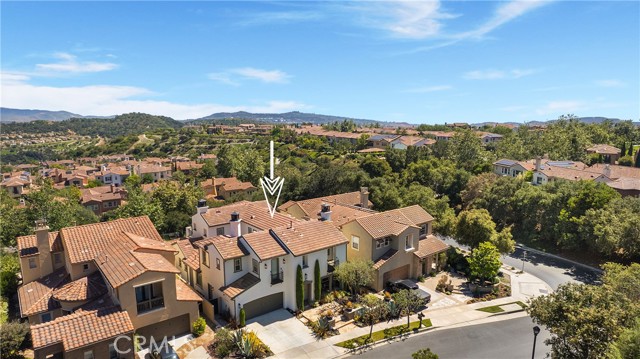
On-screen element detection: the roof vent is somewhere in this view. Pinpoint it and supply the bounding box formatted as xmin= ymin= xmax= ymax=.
xmin=129 ymin=262 xmax=136 ymax=266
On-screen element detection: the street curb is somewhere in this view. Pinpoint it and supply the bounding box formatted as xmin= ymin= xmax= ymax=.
xmin=332 ymin=325 xmax=436 ymax=358
xmin=516 ymin=244 xmax=604 ymax=274
xmin=489 ymin=308 xmax=526 ymax=316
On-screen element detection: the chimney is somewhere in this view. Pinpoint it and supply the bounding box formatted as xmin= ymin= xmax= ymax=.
xmin=360 ymin=187 xmax=369 ymax=209
xmin=229 ymin=212 xmax=241 ymax=237
xmin=110 ymin=184 xmax=114 ymax=193
xmin=196 ymin=199 xmax=208 ymax=215
xmin=320 ymin=203 xmax=332 ymax=222
xmin=136 ymin=165 xmax=141 ymax=175
xmin=603 ymin=164 xmax=611 ymax=178
xmin=35 ymin=220 xmax=53 ymax=278
xmin=535 ymin=157 xmax=541 ymax=172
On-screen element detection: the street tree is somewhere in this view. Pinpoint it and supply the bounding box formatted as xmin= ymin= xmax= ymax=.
xmin=412 ymin=348 xmax=439 ymax=359
xmin=361 ymin=294 xmax=389 ymax=341
xmin=393 ymin=289 xmax=424 ymax=328
xmin=467 ymin=242 xmax=501 ymax=283
xmin=334 ymin=259 xmax=375 ymax=296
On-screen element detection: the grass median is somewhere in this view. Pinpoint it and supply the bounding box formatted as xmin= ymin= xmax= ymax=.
xmin=335 ymin=319 xmax=433 ymax=349
xmin=475 ymin=301 xmax=527 ymax=313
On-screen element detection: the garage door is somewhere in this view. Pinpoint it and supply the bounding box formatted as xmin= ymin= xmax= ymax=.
xmin=243 ymin=292 xmax=283 ymax=319
xmin=382 ymin=265 xmax=410 ymax=285
xmin=137 ymin=313 xmax=190 ymax=342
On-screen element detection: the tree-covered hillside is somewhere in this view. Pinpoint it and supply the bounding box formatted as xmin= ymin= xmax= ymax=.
xmin=1 ymin=112 xmax=183 ymax=137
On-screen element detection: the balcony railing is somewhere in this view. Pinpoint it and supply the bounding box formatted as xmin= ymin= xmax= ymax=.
xmin=136 ymin=297 xmax=164 ymax=314
xmin=271 ymin=270 xmax=284 ymax=285
xmin=327 ymin=259 xmax=339 ymax=273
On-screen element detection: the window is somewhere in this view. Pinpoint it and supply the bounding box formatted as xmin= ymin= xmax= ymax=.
xmin=40 ymin=312 xmax=52 ymax=323
xmin=252 ymin=259 xmax=259 ymax=274
xmin=196 ymin=271 xmax=203 ymax=287
xmin=202 ymin=249 xmax=210 ymax=267
xmin=302 ymin=255 xmax=308 ymax=268
xmin=405 ymin=234 xmax=414 ymax=250
xmin=248 ymin=227 xmax=254 ymax=234
xmin=29 ymin=258 xmax=37 ymax=269
xmin=208 ymin=284 xmax=214 ymax=300
xmin=135 ymin=281 xmax=164 ymax=314
xmin=193 ymin=222 xmax=197 ymax=232
xmin=351 ymin=236 xmax=359 ymax=250
xmin=216 ymin=227 xmax=225 ymax=236
xmin=84 ymin=350 xmax=94 ymax=359
xmin=234 ymin=258 xmax=242 ymax=272
xmin=216 ymin=258 xmax=220 ymax=270
xmin=420 ymin=224 xmax=427 ymax=236
xmin=384 ymin=237 xmax=391 ymax=246
xmin=83 ymin=263 xmax=90 ymax=272
xmin=54 ymin=253 xmax=62 ymax=264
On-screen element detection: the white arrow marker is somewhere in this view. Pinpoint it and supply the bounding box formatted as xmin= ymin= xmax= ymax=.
xmin=260 ymin=141 xmax=285 ymax=218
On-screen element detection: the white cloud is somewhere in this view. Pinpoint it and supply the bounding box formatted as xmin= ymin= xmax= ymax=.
xmin=1 ymin=73 xmax=308 ymax=120
xmin=35 ymin=52 xmax=118 ymax=74
xmin=463 ymin=68 xmax=537 ymax=80
xmin=405 ymin=85 xmax=452 ymax=93
xmin=348 ymin=0 xmax=457 ymax=39
xmin=595 ymin=79 xmax=625 ymax=88
xmin=209 ymin=67 xmax=291 ymax=85
xmin=238 ymin=11 xmax=323 ymax=26
xmin=535 ymin=100 xmax=584 ymax=115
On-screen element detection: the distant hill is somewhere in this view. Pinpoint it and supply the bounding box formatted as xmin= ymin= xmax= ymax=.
xmin=1 ymin=112 xmax=183 ymax=137
xmin=189 ymin=110 xmax=409 ymax=126
xmin=1 ymin=108 xmax=86 ymax=123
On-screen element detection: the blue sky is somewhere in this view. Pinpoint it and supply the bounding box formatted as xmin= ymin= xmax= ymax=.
xmin=2 ymin=1 xmax=638 ymax=123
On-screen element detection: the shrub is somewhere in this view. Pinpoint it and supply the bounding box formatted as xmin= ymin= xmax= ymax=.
xmin=192 ymin=317 xmax=206 ymax=337
xmin=210 ymin=327 xmax=234 ymax=358
xmin=239 ymin=308 xmax=246 ymax=327
xmin=310 ymin=317 xmax=331 ymax=338
xmin=417 ymin=275 xmax=425 ymax=282
xmin=0 ymin=321 xmax=30 ymax=357
xmin=345 ymin=301 xmax=354 ymax=310
xmin=384 ymin=291 xmax=392 ymax=300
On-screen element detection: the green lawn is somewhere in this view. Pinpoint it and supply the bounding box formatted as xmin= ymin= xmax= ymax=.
xmin=335 ymin=319 xmax=433 ymax=349
xmin=476 ymin=301 xmax=527 ymax=313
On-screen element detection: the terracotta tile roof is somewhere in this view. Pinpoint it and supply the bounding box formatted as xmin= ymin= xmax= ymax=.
xmin=277 ymin=191 xmax=373 ymax=217
xmin=272 ymin=221 xmax=348 ymax=256
xmin=31 ymin=306 xmax=134 ymax=351
xmin=18 ymin=268 xmax=69 ymax=316
xmin=137 ymin=163 xmax=171 ymax=173
xmin=603 ymin=177 xmax=640 ymax=191
xmin=241 ymin=230 xmax=288 ymax=261
xmin=414 ymin=235 xmax=449 ymax=258
xmin=587 ymin=144 xmax=621 ymax=155
xmin=220 ymin=273 xmax=260 ymax=299
xmin=357 ymin=147 xmax=386 ymax=153
xmin=201 ymin=201 xmax=295 ymax=229
xmin=373 ymin=249 xmax=398 ymax=270
xmin=176 ymin=161 xmax=203 ymax=171
xmin=52 ymin=271 xmax=108 ymax=302
xmin=17 ymin=231 xmax=62 ymax=257
xmin=173 ymin=238 xmax=201 ymax=270
xmin=196 ymin=236 xmax=249 ymax=260
xmin=176 ymin=278 xmax=203 ymax=302
xmin=124 ymin=232 xmax=176 ymax=253
xmin=62 ymin=216 xmax=162 ymax=264
xmin=289 ymin=201 xmax=376 ymax=227
xmin=351 ymin=205 xmax=432 ymax=239
xmin=537 ymin=166 xmax=602 ymax=181
xmin=588 ymin=163 xmax=640 ymax=179
xmin=80 ymin=186 xmax=125 ymax=204
xmin=0 ymin=177 xmax=30 ymax=187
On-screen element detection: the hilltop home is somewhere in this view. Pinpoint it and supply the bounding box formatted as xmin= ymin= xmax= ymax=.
xmin=17 ymin=217 xmax=201 ymax=359
xmin=181 ymin=201 xmax=346 ymax=320
xmin=340 ymin=205 xmax=447 ymax=291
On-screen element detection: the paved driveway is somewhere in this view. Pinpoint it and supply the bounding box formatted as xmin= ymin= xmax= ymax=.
xmin=245 ymin=309 xmax=341 ymax=359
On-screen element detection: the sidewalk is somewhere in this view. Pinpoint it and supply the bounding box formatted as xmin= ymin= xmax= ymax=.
xmin=255 ymin=266 xmax=551 ymax=359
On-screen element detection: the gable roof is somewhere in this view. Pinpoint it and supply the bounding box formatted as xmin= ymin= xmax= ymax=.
xmin=587 ymin=144 xmax=621 ymax=155
xmin=196 ymin=235 xmax=249 ymax=260
xmin=588 ymin=163 xmax=640 ymax=179
xmin=271 ymin=221 xmax=348 ymax=257
xmin=176 ymin=278 xmax=203 ymax=302
xmin=31 ymin=306 xmax=133 ymax=351
xmin=51 ymin=271 xmax=108 ymax=303
xmin=242 ymin=230 xmax=288 ymax=261
xmin=349 ymin=205 xmax=432 ymax=239
xmin=17 ymin=231 xmax=63 ymax=258
xmin=277 ymin=191 xmax=373 ymax=216
xmin=18 ymin=267 xmax=69 ymax=317
xmin=201 ymin=201 xmax=295 ymax=229
xmin=173 ymin=238 xmax=201 ymax=270
xmin=414 ymin=235 xmax=449 ymax=258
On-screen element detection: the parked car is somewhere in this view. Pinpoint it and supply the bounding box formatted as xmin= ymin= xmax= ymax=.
xmin=387 ymin=279 xmax=431 ymax=303
xmin=150 ymin=343 xmax=179 ymax=359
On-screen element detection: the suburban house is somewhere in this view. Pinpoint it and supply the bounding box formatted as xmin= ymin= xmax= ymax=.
xmin=478 ymin=132 xmax=504 ymax=144
xmin=339 ymin=205 xmax=447 ymax=291
xmin=369 ymin=134 xmax=400 ymax=148
xmin=531 ymin=159 xmax=595 ymax=185
xmin=200 ymin=177 xmax=257 ymax=200
xmin=80 ymin=185 xmax=127 ymax=215
xmin=94 ymin=166 xmax=131 ymax=186
xmin=493 ymin=159 xmax=535 ymax=177
xmin=134 ymin=164 xmax=172 ymax=182
xmin=390 ymin=136 xmax=435 ymax=150
xmin=586 ymin=144 xmax=621 ymax=164
xmin=590 ymin=163 xmax=640 ymax=197
xmin=1 ymin=173 xmax=32 ymax=198
xmin=197 ymin=153 xmax=218 ymax=163
xmin=175 ymin=161 xmax=204 ymax=175
xmin=16 ymin=217 xmax=201 ymax=358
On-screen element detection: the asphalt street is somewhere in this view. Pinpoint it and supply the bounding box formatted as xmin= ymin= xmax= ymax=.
xmin=357 ymin=316 xmax=551 ymax=359
xmin=440 ymin=237 xmax=602 ymax=289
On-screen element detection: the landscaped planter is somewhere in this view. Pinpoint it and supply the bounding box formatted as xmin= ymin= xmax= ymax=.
xmin=468 ymin=282 xmax=494 ymax=294
xmin=344 ymin=307 xmax=364 ymax=320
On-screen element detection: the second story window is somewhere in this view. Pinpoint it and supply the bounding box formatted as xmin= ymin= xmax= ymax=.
xmin=252 ymin=259 xmax=259 ymax=275
xmin=216 ymin=227 xmax=225 ymax=236
xmin=135 ymin=281 xmax=164 ymax=314
xmin=420 ymin=224 xmax=427 ymax=236
xmin=196 ymin=271 xmax=203 ymax=287
xmin=83 ymin=264 xmax=90 ymax=272
xmin=202 ymin=249 xmax=210 ymax=267
xmin=216 ymin=258 xmax=220 ymax=270
xmin=405 ymin=234 xmax=414 ymax=250
xmin=234 ymin=258 xmax=242 ymax=272
xmin=29 ymin=258 xmax=37 ymax=269
xmin=351 ymin=236 xmax=359 ymax=250
xmin=302 ymin=255 xmax=308 ymax=268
